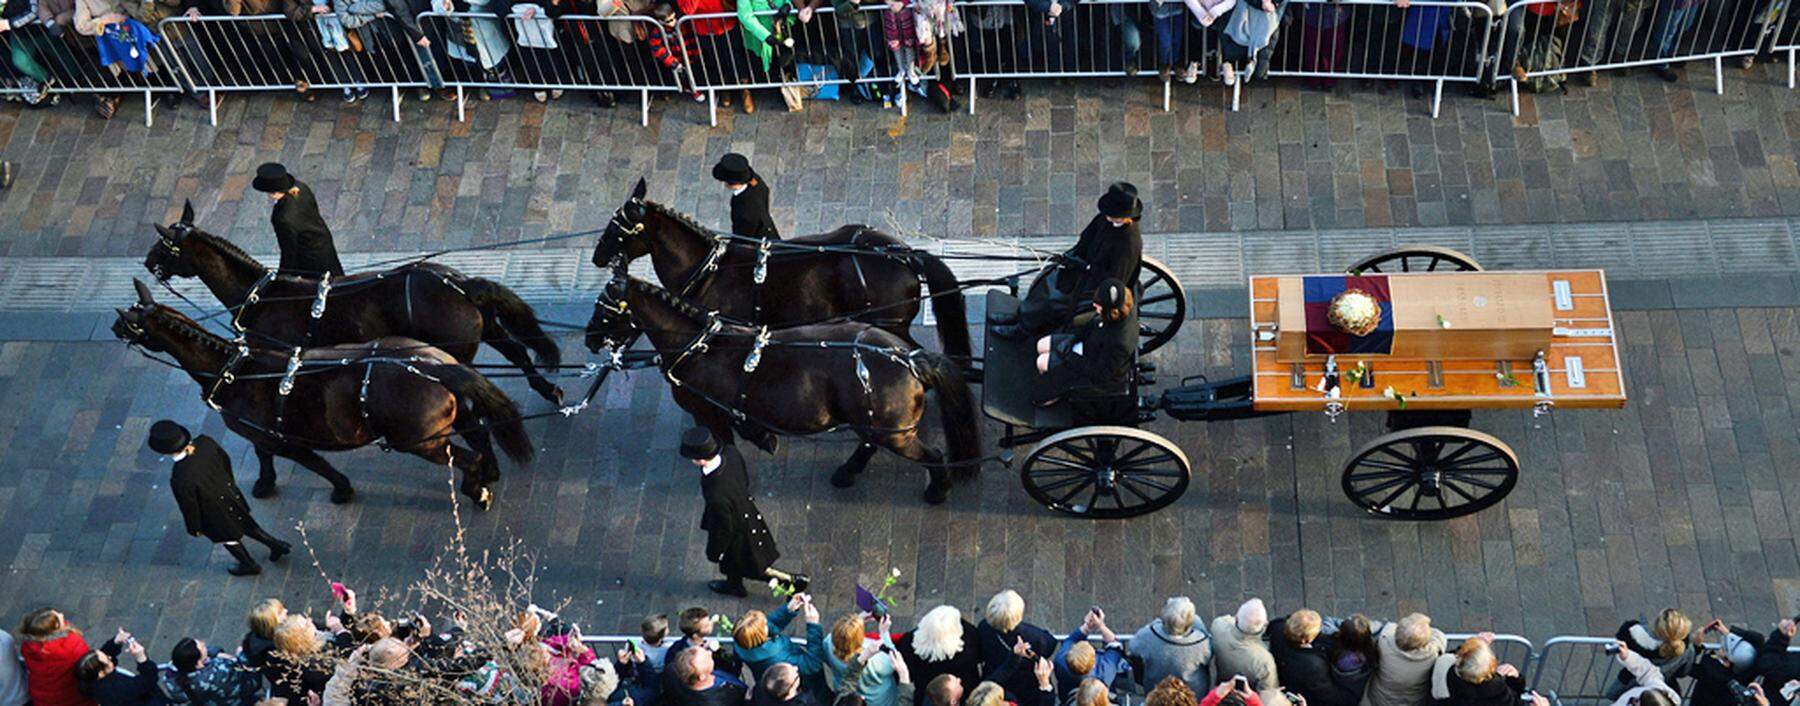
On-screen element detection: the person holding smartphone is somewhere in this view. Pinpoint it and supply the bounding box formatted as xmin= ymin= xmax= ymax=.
xmin=1755 ymin=618 xmax=1800 ymax=706
xmin=1687 ymin=619 xmax=1766 ymax=706
xmin=1200 ymin=676 xmax=1262 ymax=706
xmin=1606 ymin=639 xmax=1681 ymax=706
xmin=74 ymin=629 xmax=160 ymax=706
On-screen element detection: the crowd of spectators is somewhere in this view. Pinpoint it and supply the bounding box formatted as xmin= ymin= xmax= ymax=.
xmin=0 ymin=0 xmax=1784 ymax=120
xmin=5 ymin=592 xmax=1800 ymax=706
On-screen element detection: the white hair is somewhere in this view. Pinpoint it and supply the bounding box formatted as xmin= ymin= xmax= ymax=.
xmin=913 ymin=606 xmax=967 ymax=662
xmin=1161 ymin=597 xmax=1197 ymax=637
xmin=985 ymin=590 xmax=1025 ymax=633
xmin=1396 ymin=613 xmax=1434 ymax=652
xmin=1456 ymin=643 xmax=1496 ymax=684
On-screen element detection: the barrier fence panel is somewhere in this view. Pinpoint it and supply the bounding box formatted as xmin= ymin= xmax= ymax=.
xmin=158 ymin=14 xmax=430 ymax=125
xmin=1445 ymin=632 xmax=1537 ymax=682
xmin=0 ymin=20 xmax=189 ymax=126
xmin=416 ymin=11 xmax=684 ymax=126
xmin=1257 ymin=0 xmax=1495 ymax=116
xmin=678 ymin=5 xmax=912 ymax=126
xmin=1776 ymin=0 xmax=1799 ymax=85
xmin=1502 ymin=0 xmax=1783 ymax=114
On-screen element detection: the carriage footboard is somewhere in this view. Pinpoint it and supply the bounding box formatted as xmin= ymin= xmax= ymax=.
xmin=1158 ymin=375 xmax=1280 ymax=422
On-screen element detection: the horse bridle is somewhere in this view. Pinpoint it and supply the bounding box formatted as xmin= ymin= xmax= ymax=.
xmin=148 ymin=221 xmax=194 ymax=279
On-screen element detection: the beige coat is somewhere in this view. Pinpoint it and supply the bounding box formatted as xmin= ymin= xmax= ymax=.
xmin=73 ymin=0 xmax=128 ymax=36
xmin=1209 ymin=616 xmax=1279 ymax=693
xmin=1359 ymin=623 xmax=1447 ymax=706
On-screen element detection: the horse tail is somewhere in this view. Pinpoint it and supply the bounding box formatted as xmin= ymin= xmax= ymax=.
xmin=912 ymin=252 xmax=972 ymax=362
xmin=462 ymin=277 xmax=563 ymax=370
xmin=424 ymin=363 xmax=536 ymax=466
xmin=912 ymin=351 xmax=982 ymax=481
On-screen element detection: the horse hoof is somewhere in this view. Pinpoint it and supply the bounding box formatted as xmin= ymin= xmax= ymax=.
xmin=922 ymin=483 xmax=949 ymax=505
xmin=756 ymin=435 xmax=780 ymax=455
xmin=830 ymin=464 xmax=858 ymax=488
xmin=251 ymin=478 xmax=278 ymax=499
xmin=329 ymin=485 xmax=355 ymax=504
xmin=540 ymin=385 xmax=565 ymax=405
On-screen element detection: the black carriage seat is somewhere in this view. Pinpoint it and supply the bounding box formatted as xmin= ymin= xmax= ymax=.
xmin=981 ymin=291 xmax=1140 ymax=430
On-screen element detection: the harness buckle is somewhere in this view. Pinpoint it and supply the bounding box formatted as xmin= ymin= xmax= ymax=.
xmin=278 ymin=346 xmax=303 ymax=396
xmin=310 ymin=272 xmax=333 ymax=320
xmin=753 ymin=239 xmax=772 ymax=284
xmin=743 ymin=326 xmax=771 ymax=373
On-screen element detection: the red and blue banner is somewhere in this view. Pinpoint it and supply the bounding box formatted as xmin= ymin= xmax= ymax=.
xmin=1303 ymin=275 xmax=1395 ymax=355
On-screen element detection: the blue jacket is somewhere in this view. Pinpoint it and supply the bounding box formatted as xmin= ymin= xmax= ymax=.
xmin=735 ymin=603 xmax=826 ymax=682
xmin=1051 ymin=627 xmax=1130 ymax=702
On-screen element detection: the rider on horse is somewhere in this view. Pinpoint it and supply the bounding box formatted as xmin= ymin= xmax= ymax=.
xmin=713 ymin=153 xmax=781 ymax=241
xmin=992 ymin=183 xmax=1143 ymax=341
xmin=254 ymin=163 xmax=344 ymax=278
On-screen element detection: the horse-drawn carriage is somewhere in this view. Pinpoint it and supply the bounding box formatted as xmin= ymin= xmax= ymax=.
xmin=982 ymin=247 xmax=1628 ymax=520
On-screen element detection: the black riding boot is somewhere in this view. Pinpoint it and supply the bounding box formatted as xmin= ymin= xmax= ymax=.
xmin=708 ymin=574 xmax=748 ymax=597
xmin=244 ymin=525 xmax=291 ymax=561
xmin=223 ymin=542 xmax=262 ymax=576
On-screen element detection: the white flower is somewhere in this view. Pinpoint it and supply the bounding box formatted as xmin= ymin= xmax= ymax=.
xmin=769 ymin=579 xmax=781 ymax=589
xmin=890 ymin=568 xmax=902 ymax=578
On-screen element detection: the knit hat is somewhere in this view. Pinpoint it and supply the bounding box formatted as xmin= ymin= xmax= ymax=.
xmin=1096 ymin=182 xmax=1142 ymax=220
xmin=1236 ymin=598 xmax=1268 ymax=635
xmin=147 ymin=420 xmax=191 ymax=455
xmin=1723 ymin=632 xmax=1759 ymax=676
xmin=1094 ymin=278 xmax=1129 ymax=313
xmin=679 ymin=427 xmax=720 ymax=461
xmin=712 ymin=153 xmax=754 ymax=184
xmin=252 ymin=162 xmax=296 ymax=194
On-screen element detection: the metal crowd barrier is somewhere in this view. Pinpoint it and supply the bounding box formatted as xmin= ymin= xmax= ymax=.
xmin=1501 ymin=0 xmax=1791 ymax=114
xmin=1255 ymin=0 xmax=1495 ymax=116
xmin=0 ymin=20 xmax=189 ymax=126
xmin=416 ymin=11 xmax=683 ymax=126
xmin=157 ymin=13 xmax=432 ymax=125
xmin=1528 ymin=635 xmax=1800 ymax=705
xmin=1777 ymin=0 xmax=1800 ymax=86
xmin=677 ymin=5 xmax=911 ymax=126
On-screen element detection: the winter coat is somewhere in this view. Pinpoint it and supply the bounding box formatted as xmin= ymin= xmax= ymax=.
xmin=1056 ymin=215 xmax=1142 ymax=303
xmin=735 ymin=603 xmax=826 ymax=682
xmin=1043 ymin=309 xmax=1136 ymax=398
xmin=169 ymin=436 xmax=259 ymax=543
xmin=1756 ymin=629 xmax=1800 ymax=706
xmin=262 ymin=650 xmax=334 ymax=703
xmin=668 ymin=671 xmax=750 ymax=706
xmin=1222 ymin=0 xmax=1283 ymax=55
xmin=975 ymin=621 xmax=1057 ymax=701
xmin=1209 ymin=617 xmax=1277 ymax=693
xmin=727 ymin=178 xmax=781 ymax=241
xmin=911 ymin=0 xmax=959 ymax=41
xmin=881 ymin=0 xmax=918 ymax=49
xmin=155 ymin=651 xmax=263 ymax=706
xmin=1268 ymin=627 xmax=1355 ymax=706
xmin=592 ymin=0 xmax=649 ymax=41
xmin=271 ymin=181 xmax=345 ymax=277
xmin=237 ymin=633 xmax=275 ymax=670
xmin=541 ymin=634 xmax=598 ymax=706
xmin=896 ymin=623 xmax=983 ymax=706
xmin=1427 ymin=654 xmax=1521 ymax=706
xmin=1607 ymin=621 xmax=1696 ymax=693
xmin=82 ymin=640 xmax=162 ymax=706
xmin=1128 ymin=619 xmax=1212 ymax=695
xmin=0 ymin=631 xmax=26 ymax=706
xmin=734 ymin=0 xmax=792 ymax=71
xmin=1181 ymin=0 xmax=1230 ymax=24
xmin=1359 ymin=623 xmax=1445 ymax=706
xmin=1051 ymin=628 xmax=1129 ymax=702
xmin=820 ymin=633 xmax=900 ymax=706
xmin=1607 ymin=650 xmax=1680 ymax=706
xmin=72 ymin=0 xmax=125 ymax=36
xmin=21 ymin=631 xmax=95 ymax=706
xmin=700 ymin=446 xmax=781 ymax=577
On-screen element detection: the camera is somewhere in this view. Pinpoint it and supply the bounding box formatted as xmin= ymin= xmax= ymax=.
xmin=1727 ymin=680 xmax=1758 ymax=705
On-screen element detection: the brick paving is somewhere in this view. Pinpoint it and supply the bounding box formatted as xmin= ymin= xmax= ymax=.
xmin=0 ymin=62 xmax=1797 ymax=259
xmin=4 ymin=305 xmax=1800 ymax=651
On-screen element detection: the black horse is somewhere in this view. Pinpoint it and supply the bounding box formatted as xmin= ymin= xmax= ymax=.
xmin=587 ymin=275 xmax=982 ymax=504
xmin=585 ymin=179 xmax=971 ymax=363
xmin=113 ymin=280 xmax=534 ymax=508
xmin=145 ymin=200 xmax=566 ymax=407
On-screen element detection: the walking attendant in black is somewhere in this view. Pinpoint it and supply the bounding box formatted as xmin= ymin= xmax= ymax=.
xmin=992 ymin=182 xmax=1144 ymax=341
xmin=255 ymin=162 xmax=345 ymax=277
xmin=148 ymin=420 xmax=292 ymax=576
xmin=712 ymin=153 xmax=781 ymax=241
xmin=680 ymin=427 xmax=808 ymax=597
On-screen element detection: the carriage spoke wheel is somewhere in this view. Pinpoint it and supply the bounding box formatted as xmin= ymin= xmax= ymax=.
xmin=1134 ymin=256 xmax=1186 ymax=356
xmin=1022 ymin=426 xmax=1191 ymax=519
xmin=1346 ymin=246 xmax=1484 ymax=274
xmin=1341 ymin=426 xmax=1519 ymax=520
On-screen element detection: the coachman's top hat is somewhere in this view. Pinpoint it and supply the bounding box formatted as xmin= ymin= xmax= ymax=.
xmin=711 ymin=153 xmax=754 ymax=184
xmin=679 ymin=427 xmax=720 ymax=460
xmin=253 ymin=162 xmax=296 ymax=194
xmin=1097 ymin=182 xmax=1142 ymax=220
xmin=148 ymin=420 xmax=191 ymax=455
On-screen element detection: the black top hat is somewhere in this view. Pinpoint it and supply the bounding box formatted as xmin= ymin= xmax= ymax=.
xmin=252 ymin=162 xmax=296 ymax=194
xmin=679 ymin=427 xmax=720 ymax=460
xmin=711 ymin=153 xmax=754 ymax=184
xmin=1097 ymin=182 xmax=1142 ymax=220
xmin=1094 ymin=278 xmax=1130 ymax=312
xmin=147 ymin=420 xmax=192 ymax=455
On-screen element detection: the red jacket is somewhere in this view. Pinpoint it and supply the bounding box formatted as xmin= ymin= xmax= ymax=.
xmin=678 ymin=0 xmax=736 ymax=35
xmin=21 ymin=632 xmax=97 ymax=706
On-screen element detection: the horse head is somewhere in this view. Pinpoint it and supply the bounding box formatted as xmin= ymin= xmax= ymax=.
xmin=112 ymin=279 xmax=164 ymax=351
xmin=584 ymin=274 xmax=638 ymax=353
xmin=593 ymin=178 xmax=653 ymax=269
xmin=145 ymin=199 xmax=201 ymax=281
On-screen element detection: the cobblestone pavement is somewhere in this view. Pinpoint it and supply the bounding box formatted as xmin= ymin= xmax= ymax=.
xmin=5 ymin=304 xmax=1800 ymax=651
xmin=0 ymin=61 xmax=1798 ymax=260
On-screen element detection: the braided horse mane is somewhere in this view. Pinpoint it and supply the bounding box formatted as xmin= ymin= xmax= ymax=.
xmin=143 ymin=303 xmax=234 ymax=353
xmin=640 ymin=200 xmax=718 ymax=238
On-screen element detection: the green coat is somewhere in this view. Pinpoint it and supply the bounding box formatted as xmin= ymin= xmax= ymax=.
xmin=736 ymin=0 xmax=792 ymax=71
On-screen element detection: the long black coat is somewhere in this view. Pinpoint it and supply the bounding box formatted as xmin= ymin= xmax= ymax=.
xmin=272 ymin=181 xmax=345 ymax=277
xmin=169 ymin=435 xmax=260 ymax=542
xmin=1043 ymin=309 xmax=1137 ymax=397
xmin=896 ymin=621 xmax=984 ymax=706
xmin=700 ymin=446 xmax=780 ymax=577
xmin=728 ymin=179 xmax=781 ymax=241
xmin=1056 ymin=215 xmax=1142 ymax=298
xmin=1268 ymin=627 xmax=1358 ymax=706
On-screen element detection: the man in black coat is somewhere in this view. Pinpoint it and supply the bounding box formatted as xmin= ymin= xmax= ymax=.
xmin=713 ymin=153 xmax=781 ymax=241
xmin=255 ymin=162 xmax=345 ymax=277
xmin=149 ymin=420 xmax=291 ymax=576
xmin=993 ymin=182 xmax=1144 ymax=340
xmin=681 ymin=427 xmax=807 ymax=597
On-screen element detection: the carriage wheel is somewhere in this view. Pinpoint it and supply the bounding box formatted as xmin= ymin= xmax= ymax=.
xmin=1022 ymin=426 xmax=1191 ymax=519
xmin=1347 ymin=246 xmax=1484 ymax=274
xmin=1341 ymin=426 xmax=1519 ymax=520
xmin=1135 ymin=256 xmax=1186 ymax=356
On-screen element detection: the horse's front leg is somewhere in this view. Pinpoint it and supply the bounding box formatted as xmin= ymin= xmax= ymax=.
xmin=283 ymin=447 xmax=356 ymax=504
xmin=251 ymin=446 xmax=280 ymax=499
